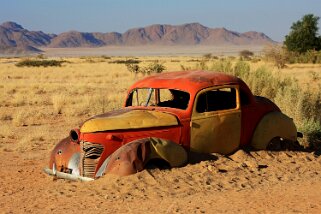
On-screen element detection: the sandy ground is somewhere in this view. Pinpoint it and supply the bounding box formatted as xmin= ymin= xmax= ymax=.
xmin=1 ymin=142 xmax=320 ymax=213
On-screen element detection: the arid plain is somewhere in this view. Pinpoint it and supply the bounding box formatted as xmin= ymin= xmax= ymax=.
xmin=0 ymin=54 xmax=321 ymax=213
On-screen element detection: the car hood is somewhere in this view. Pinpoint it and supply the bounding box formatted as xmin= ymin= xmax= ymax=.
xmin=80 ymin=109 xmax=179 ymax=133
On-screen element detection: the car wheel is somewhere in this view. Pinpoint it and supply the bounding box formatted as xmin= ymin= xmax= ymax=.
xmin=266 ymin=137 xmax=302 ymax=151
xmin=266 ymin=137 xmax=282 ymax=151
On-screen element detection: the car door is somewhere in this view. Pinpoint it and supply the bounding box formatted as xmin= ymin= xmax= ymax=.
xmin=190 ymin=85 xmax=241 ymax=154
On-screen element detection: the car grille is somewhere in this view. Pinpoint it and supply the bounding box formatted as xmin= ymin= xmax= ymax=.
xmin=80 ymin=141 xmax=104 ymax=178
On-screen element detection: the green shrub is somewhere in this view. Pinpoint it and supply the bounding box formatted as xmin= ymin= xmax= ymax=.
xmin=126 ymin=61 xmax=166 ymax=76
xmin=239 ymin=50 xmax=254 ymax=60
xmin=264 ymin=46 xmax=321 ymax=65
xmin=210 ymin=59 xmax=233 ymax=73
xmin=109 ymin=59 xmax=141 ymax=64
xmin=196 ymin=60 xmax=209 ymax=70
xmin=126 ymin=64 xmax=140 ymax=74
xmin=299 ymin=119 xmax=321 ymax=149
xmin=233 ymin=61 xmax=250 ymax=78
xmin=142 ymin=61 xmax=166 ymax=75
xmin=288 ymin=50 xmax=321 ymax=64
xmin=203 ymin=53 xmax=212 ymax=60
xmin=263 ymin=45 xmax=288 ymax=68
xmin=101 ymin=55 xmax=111 ymax=59
xmin=16 ymin=59 xmax=65 ymax=67
xmin=180 ymin=65 xmax=192 ymax=71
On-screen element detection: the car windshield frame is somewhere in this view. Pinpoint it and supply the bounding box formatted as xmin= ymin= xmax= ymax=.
xmin=126 ymin=88 xmax=190 ymax=110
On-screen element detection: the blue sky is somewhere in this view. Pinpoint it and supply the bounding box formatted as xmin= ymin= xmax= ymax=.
xmin=1 ymin=0 xmax=320 ymax=42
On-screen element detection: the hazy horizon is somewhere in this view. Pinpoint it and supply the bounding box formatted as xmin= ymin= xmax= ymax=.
xmin=1 ymin=0 xmax=321 ymax=42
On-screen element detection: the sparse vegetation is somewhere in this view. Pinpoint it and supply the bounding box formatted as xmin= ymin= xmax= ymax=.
xmin=1 ymin=55 xmax=320 ymax=153
xmin=15 ymin=59 xmax=66 ymax=67
xmin=264 ymin=45 xmax=321 ymax=67
xmin=263 ymin=14 xmax=321 ymax=68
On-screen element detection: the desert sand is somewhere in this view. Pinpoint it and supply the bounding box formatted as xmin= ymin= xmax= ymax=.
xmin=1 ymin=145 xmax=320 ymax=213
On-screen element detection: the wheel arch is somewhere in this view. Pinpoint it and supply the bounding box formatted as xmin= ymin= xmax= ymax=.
xmin=96 ymin=137 xmax=187 ymax=177
xmin=251 ymin=111 xmax=297 ymax=150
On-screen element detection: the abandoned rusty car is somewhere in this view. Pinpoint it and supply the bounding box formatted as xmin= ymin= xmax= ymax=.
xmin=44 ymin=70 xmax=298 ymax=181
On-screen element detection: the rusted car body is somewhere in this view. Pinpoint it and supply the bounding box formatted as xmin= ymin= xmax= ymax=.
xmin=45 ymin=71 xmax=297 ymax=180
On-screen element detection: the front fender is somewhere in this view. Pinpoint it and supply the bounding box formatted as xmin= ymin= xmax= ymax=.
xmin=49 ymin=137 xmax=81 ymax=175
xmin=96 ymin=137 xmax=187 ymax=177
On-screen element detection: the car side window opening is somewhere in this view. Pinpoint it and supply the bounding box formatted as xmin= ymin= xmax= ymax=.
xmin=126 ymin=88 xmax=190 ymax=110
xmin=196 ymin=87 xmax=237 ymax=113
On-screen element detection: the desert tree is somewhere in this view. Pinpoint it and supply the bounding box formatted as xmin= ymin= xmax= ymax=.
xmin=284 ymin=14 xmax=321 ymax=53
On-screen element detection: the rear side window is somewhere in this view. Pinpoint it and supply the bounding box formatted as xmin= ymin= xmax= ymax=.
xmin=196 ymin=87 xmax=237 ymax=113
xmin=158 ymin=89 xmax=190 ymax=110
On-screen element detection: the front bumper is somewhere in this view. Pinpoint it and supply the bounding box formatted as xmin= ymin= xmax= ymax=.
xmin=43 ymin=167 xmax=94 ymax=182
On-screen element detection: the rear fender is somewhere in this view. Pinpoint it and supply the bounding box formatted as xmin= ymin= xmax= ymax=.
xmin=251 ymin=111 xmax=297 ymax=150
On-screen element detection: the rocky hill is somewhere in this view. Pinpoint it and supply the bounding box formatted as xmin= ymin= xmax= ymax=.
xmin=0 ymin=21 xmax=56 ymax=54
xmin=0 ymin=21 xmax=276 ymax=54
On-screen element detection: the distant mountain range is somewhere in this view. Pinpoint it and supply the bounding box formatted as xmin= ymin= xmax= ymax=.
xmin=0 ymin=21 xmax=276 ymax=54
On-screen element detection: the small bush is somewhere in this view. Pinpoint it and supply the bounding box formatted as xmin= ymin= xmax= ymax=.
xmin=187 ymin=59 xmax=201 ymax=62
xmin=109 ymin=59 xmax=141 ymax=64
xmin=36 ymin=54 xmax=46 ymax=59
xmin=210 ymin=59 xmax=233 ymax=73
xmin=196 ymin=60 xmax=209 ymax=70
xmin=101 ymin=55 xmax=111 ymax=59
xmin=126 ymin=64 xmax=140 ymax=74
xmin=239 ymin=50 xmax=254 ymax=60
xmin=299 ymin=119 xmax=321 ymax=149
xmin=263 ymin=45 xmax=288 ymax=68
xmin=203 ymin=53 xmax=212 ymax=60
xmin=16 ymin=59 xmax=65 ymax=67
xmin=142 ymin=61 xmax=166 ymax=74
xmin=233 ymin=61 xmax=250 ymax=78
xmin=180 ymin=65 xmax=192 ymax=71
xmin=251 ymin=58 xmax=261 ymax=63
xmin=126 ymin=61 xmax=166 ymax=76
xmin=309 ymin=71 xmax=321 ymax=82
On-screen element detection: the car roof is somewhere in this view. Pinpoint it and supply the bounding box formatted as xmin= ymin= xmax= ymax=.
xmin=129 ymin=70 xmax=244 ymax=94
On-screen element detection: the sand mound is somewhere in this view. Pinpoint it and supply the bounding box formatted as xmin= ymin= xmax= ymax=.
xmin=0 ymin=148 xmax=320 ymax=213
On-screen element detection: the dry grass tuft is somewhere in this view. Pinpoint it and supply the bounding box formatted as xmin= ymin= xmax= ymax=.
xmin=52 ymin=94 xmax=67 ymax=114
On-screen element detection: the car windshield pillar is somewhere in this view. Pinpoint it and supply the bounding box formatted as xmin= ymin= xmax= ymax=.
xmin=145 ymin=88 xmax=154 ymax=107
